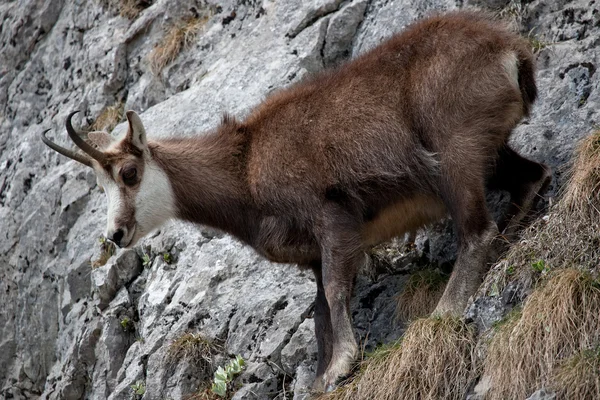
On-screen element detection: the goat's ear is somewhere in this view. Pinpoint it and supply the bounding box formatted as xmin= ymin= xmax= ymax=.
xmin=88 ymin=131 xmax=116 ymax=151
xmin=125 ymin=111 xmax=148 ymax=151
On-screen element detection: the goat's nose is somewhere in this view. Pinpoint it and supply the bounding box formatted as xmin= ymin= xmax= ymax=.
xmin=111 ymin=229 xmax=124 ymax=247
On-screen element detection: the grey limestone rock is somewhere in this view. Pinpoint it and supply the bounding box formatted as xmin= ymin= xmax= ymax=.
xmin=1 ymin=0 xmax=599 ymax=398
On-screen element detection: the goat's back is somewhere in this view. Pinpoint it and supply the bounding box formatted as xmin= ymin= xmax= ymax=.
xmin=244 ymin=11 xmax=534 ymax=214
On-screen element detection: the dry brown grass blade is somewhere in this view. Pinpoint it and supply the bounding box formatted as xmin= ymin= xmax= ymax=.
xmin=319 ymin=317 xmax=476 ymax=400
xmin=166 ymin=332 xmax=223 ymax=377
xmin=552 ymin=346 xmax=600 ymax=399
xmin=483 ymin=269 xmax=600 ymax=399
xmin=562 ymin=129 xmax=600 ymax=216
xmin=184 ymin=385 xmax=222 ymax=400
xmin=395 ymin=269 xmax=448 ymax=322
xmin=91 ymin=103 xmax=124 ymax=133
xmin=150 ymin=16 xmax=210 ymax=75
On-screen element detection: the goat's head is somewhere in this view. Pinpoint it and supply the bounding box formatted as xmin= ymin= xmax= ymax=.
xmin=42 ymin=111 xmax=175 ymax=248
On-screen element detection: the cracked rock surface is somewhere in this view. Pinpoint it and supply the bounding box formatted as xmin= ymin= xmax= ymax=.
xmin=0 ymin=0 xmax=599 ymax=399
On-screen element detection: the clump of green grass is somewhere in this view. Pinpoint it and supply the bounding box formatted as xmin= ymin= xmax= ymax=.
xmin=91 ymin=236 xmax=116 ymax=268
xmin=395 ymin=269 xmax=448 ymax=322
xmin=120 ymin=316 xmax=135 ymax=333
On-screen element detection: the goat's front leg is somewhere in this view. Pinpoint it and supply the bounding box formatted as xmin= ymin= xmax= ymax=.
xmin=316 ymin=205 xmax=361 ymax=392
xmin=311 ymin=265 xmax=334 ymax=392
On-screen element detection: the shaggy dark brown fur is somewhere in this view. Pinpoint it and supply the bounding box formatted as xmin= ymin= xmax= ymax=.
xmin=148 ymin=12 xmax=551 ymax=390
xmin=45 ymin=11 xmax=551 ymax=391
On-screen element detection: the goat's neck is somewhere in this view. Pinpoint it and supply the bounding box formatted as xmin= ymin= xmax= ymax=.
xmin=149 ymin=132 xmax=257 ymax=244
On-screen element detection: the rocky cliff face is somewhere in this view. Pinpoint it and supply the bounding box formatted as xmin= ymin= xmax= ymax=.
xmin=0 ymin=0 xmax=598 ymax=399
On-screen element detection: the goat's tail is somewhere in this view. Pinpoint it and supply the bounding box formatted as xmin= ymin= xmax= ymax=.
xmin=515 ymin=47 xmax=538 ymax=116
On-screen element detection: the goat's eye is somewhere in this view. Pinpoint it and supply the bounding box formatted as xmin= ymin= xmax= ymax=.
xmin=121 ymin=167 xmax=137 ymax=185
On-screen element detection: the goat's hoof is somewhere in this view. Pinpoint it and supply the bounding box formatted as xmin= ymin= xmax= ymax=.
xmin=311 ymin=376 xmax=326 ymax=393
xmin=325 ymin=383 xmax=337 ymax=393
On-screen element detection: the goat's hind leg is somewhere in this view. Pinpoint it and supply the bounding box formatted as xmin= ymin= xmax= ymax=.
xmin=489 ymin=146 xmax=552 ymax=239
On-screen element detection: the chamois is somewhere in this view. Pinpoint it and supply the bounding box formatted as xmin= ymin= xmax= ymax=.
xmin=42 ymin=12 xmax=551 ymax=391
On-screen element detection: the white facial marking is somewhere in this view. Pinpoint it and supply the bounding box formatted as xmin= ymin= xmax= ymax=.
xmin=130 ymin=159 xmax=176 ymax=246
xmin=97 ymin=169 xmax=125 ymax=238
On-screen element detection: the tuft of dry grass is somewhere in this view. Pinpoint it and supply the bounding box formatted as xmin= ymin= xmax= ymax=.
xmin=101 ymin=0 xmax=152 ymax=20
xmin=483 ymin=269 xmax=600 ymax=399
xmin=91 ymin=236 xmax=116 ymax=268
xmin=395 ymin=269 xmax=448 ymax=322
xmin=481 ymin=130 xmax=600 ymax=297
xmin=118 ymin=0 xmax=151 ymax=19
xmin=166 ymin=332 xmax=223 ymax=377
xmin=91 ymin=103 xmax=124 ymax=133
xmin=562 ymin=130 xmax=600 ymax=215
xmin=552 ymin=346 xmax=600 ymax=399
xmin=320 ymin=316 xmax=476 ymax=400
xmin=149 ymin=16 xmax=209 ymax=75
xmin=184 ymin=385 xmax=221 ymax=400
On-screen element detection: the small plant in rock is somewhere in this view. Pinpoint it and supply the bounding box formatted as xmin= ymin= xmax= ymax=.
xmin=162 ymin=252 xmax=172 ymax=264
xmin=92 ymin=235 xmax=116 ymax=268
xmin=531 ymin=259 xmax=549 ymax=273
xmin=120 ymin=316 xmax=133 ymax=332
xmin=211 ymin=355 xmax=246 ymax=397
xmin=142 ymin=252 xmax=151 ymax=267
xmin=130 ymin=380 xmax=146 ymax=396
xmin=528 ymin=34 xmax=548 ymax=54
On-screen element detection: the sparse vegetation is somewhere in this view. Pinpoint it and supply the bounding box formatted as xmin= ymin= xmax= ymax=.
xmin=91 ymin=103 xmax=124 ymax=133
xmin=186 ymin=385 xmax=221 ymax=400
xmin=162 ymin=252 xmax=172 ymax=264
xmin=395 ymin=268 xmax=448 ymax=321
xmin=320 ymin=316 xmax=476 ymax=400
xmin=120 ymin=316 xmax=135 ymax=333
xmin=130 ymin=380 xmax=146 ymax=396
xmin=211 ymin=355 xmax=245 ymax=398
xmin=483 ymin=269 xmax=600 ymax=399
xmin=166 ymin=332 xmax=223 ymax=377
xmin=531 ymin=259 xmax=549 ymax=273
xmin=91 ymin=235 xmax=116 ymax=268
xmin=497 ymin=0 xmax=525 ymax=27
xmin=528 ymin=34 xmax=548 ymax=53
xmin=149 ymin=15 xmax=210 ymax=75
xmin=142 ymin=252 xmax=151 ymax=267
